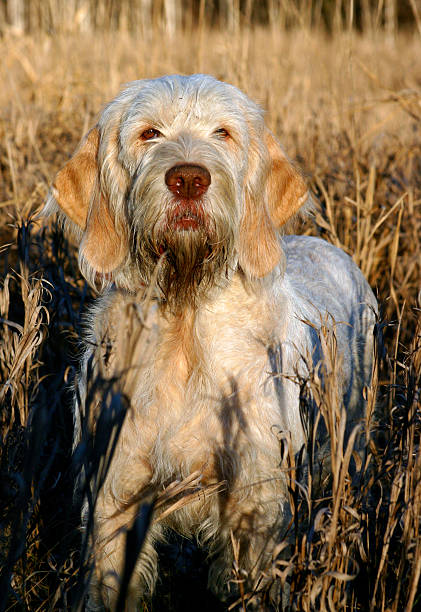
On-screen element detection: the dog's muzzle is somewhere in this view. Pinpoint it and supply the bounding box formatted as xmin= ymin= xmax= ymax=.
xmin=164 ymin=163 xmax=211 ymax=232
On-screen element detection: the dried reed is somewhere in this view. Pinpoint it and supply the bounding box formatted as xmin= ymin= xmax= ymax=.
xmin=0 ymin=10 xmax=420 ymax=611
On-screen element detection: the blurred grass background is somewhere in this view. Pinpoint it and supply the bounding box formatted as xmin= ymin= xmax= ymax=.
xmin=0 ymin=1 xmax=420 ymax=610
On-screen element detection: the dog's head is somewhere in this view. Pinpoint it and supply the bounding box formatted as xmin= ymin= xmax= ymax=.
xmin=45 ymin=75 xmax=308 ymax=304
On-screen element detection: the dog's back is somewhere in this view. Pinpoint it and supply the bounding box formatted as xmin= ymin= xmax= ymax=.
xmin=283 ymin=235 xmax=377 ymax=422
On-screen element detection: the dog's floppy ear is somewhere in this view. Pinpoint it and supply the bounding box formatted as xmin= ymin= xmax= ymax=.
xmin=264 ymin=129 xmax=309 ymax=228
xmin=238 ymin=129 xmax=308 ymax=278
xmin=48 ymin=127 xmax=128 ymax=277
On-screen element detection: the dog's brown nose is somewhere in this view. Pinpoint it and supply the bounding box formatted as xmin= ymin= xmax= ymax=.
xmin=165 ymin=164 xmax=211 ymax=199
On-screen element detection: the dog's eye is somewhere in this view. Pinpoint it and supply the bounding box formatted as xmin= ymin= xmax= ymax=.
xmin=213 ymin=128 xmax=230 ymax=140
xmin=140 ymin=128 xmax=161 ymax=141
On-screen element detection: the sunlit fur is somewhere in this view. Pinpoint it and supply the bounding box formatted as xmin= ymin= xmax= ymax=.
xmin=45 ymin=74 xmax=377 ymax=610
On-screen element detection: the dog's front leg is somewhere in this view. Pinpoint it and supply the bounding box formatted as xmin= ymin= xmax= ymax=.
xmin=87 ymin=476 xmax=161 ymax=611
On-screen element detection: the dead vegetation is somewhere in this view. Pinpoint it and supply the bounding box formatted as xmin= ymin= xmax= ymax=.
xmin=0 ymin=2 xmax=420 ymax=610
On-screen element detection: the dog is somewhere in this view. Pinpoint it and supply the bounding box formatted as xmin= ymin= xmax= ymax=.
xmin=45 ymin=74 xmax=377 ymax=609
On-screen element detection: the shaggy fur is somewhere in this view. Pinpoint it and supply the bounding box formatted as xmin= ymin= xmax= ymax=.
xmin=45 ymin=74 xmax=377 ymax=609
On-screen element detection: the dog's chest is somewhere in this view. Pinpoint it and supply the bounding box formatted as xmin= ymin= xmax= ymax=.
xmin=145 ymin=294 xmax=274 ymax=425
xmin=94 ymin=285 xmax=283 ymax=482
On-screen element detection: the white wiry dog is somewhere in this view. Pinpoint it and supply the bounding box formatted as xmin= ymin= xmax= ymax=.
xmin=45 ymin=74 xmax=377 ymax=609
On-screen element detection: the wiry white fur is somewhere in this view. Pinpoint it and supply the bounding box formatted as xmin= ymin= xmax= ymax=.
xmin=44 ymin=75 xmax=377 ymax=610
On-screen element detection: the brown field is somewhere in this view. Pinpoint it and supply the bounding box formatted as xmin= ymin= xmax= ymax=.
xmin=0 ymin=5 xmax=420 ymax=611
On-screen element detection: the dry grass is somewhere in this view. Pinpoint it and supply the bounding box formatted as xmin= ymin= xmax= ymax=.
xmin=0 ymin=15 xmax=420 ymax=612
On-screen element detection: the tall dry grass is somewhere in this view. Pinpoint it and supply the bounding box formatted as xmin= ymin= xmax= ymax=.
xmin=0 ymin=10 xmax=420 ymax=611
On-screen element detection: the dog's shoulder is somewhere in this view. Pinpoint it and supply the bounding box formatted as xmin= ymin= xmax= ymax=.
xmin=83 ymin=287 xmax=158 ymax=349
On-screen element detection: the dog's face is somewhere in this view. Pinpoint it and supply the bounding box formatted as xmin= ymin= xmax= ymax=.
xmin=46 ymin=75 xmax=308 ymax=306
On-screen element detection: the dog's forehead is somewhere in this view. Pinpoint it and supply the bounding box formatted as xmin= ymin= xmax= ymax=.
xmin=120 ymin=75 xmax=261 ymax=129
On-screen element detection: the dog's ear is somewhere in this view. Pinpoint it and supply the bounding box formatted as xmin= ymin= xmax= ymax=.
xmin=51 ymin=127 xmax=99 ymax=228
xmin=238 ymin=129 xmax=308 ymax=278
xmin=264 ymin=129 xmax=308 ymax=228
xmin=48 ymin=127 xmax=128 ymax=277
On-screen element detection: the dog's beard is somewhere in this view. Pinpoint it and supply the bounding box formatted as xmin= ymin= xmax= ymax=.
xmin=130 ymin=165 xmax=238 ymax=309
xmin=134 ymin=218 xmax=232 ymax=310
xmin=158 ymin=227 xmax=228 ymax=307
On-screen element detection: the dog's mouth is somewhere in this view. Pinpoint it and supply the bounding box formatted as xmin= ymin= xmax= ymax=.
xmin=153 ymin=200 xmax=213 ymax=258
xmin=166 ymin=200 xmax=205 ymax=232
xmin=171 ymin=213 xmax=201 ymax=231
